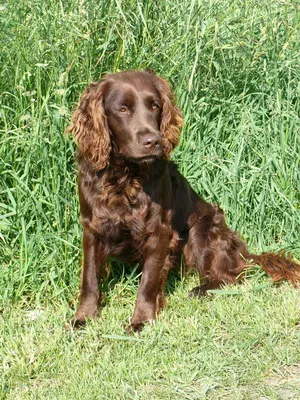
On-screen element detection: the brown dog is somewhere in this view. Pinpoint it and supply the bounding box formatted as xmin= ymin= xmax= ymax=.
xmin=67 ymin=70 xmax=300 ymax=331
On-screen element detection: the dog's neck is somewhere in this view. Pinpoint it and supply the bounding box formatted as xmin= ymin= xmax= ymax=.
xmin=78 ymin=152 xmax=170 ymax=191
xmin=97 ymin=154 xmax=168 ymax=179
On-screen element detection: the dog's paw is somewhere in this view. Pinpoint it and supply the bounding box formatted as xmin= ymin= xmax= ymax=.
xmin=126 ymin=322 xmax=145 ymax=334
xmin=67 ymin=308 xmax=100 ymax=330
xmin=188 ymin=285 xmax=206 ymax=297
xmin=125 ymin=318 xmax=155 ymax=334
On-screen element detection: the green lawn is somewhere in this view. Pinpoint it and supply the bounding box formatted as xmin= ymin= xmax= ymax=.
xmin=1 ymin=1 xmax=299 ymax=399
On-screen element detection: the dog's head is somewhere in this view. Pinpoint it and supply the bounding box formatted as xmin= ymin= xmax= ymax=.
xmin=67 ymin=70 xmax=182 ymax=169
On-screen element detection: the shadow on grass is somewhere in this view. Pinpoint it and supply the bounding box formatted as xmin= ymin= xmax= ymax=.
xmin=102 ymin=259 xmax=186 ymax=297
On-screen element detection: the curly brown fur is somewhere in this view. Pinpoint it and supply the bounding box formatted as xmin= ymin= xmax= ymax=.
xmin=67 ymin=70 xmax=300 ymax=331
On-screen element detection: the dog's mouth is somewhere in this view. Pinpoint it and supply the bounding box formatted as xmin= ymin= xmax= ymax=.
xmin=113 ymin=144 xmax=163 ymax=166
xmin=131 ymin=154 xmax=161 ymax=164
xmin=112 ymin=152 xmax=162 ymax=166
xmin=126 ymin=146 xmax=163 ymax=164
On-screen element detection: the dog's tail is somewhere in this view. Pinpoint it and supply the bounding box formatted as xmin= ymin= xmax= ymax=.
xmin=246 ymin=252 xmax=300 ymax=286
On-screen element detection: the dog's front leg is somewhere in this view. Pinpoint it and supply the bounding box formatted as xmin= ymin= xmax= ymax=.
xmin=70 ymin=228 xmax=108 ymax=327
xmin=130 ymin=228 xmax=171 ymax=332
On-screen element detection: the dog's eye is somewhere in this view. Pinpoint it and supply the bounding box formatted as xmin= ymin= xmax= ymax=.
xmin=151 ymin=103 xmax=160 ymax=110
xmin=119 ymin=106 xmax=128 ymax=113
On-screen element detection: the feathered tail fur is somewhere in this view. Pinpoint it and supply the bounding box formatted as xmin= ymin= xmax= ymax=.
xmin=247 ymin=252 xmax=300 ymax=286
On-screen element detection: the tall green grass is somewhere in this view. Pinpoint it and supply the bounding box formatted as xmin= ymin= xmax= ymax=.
xmin=1 ymin=0 xmax=299 ymax=303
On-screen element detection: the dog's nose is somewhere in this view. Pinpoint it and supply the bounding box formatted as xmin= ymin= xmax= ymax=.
xmin=142 ymin=134 xmax=162 ymax=149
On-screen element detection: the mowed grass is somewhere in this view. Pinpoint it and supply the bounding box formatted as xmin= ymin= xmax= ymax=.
xmin=1 ymin=279 xmax=300 ymax=399
xmin=0 ymin=0 xmax=299 ymax=399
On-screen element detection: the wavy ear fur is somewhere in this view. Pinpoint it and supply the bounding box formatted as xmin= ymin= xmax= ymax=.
xmin=66 ymin=81 xmax=111 ymax=170
xmin=154 ymin=76 xmax=183 ymax=157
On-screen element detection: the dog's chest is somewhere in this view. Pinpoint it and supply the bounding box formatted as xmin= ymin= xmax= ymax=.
xmin=80 ymin=167 xmax=170 ymax=259
xmin=90 ymin=177 xmax=153 ymax=244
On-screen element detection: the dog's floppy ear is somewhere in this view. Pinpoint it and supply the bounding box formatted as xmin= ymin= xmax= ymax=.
xmin=154 ymin=76 xmax=183 ymax=157
xmin=66 ymin=81 xmax=111 ymax=170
